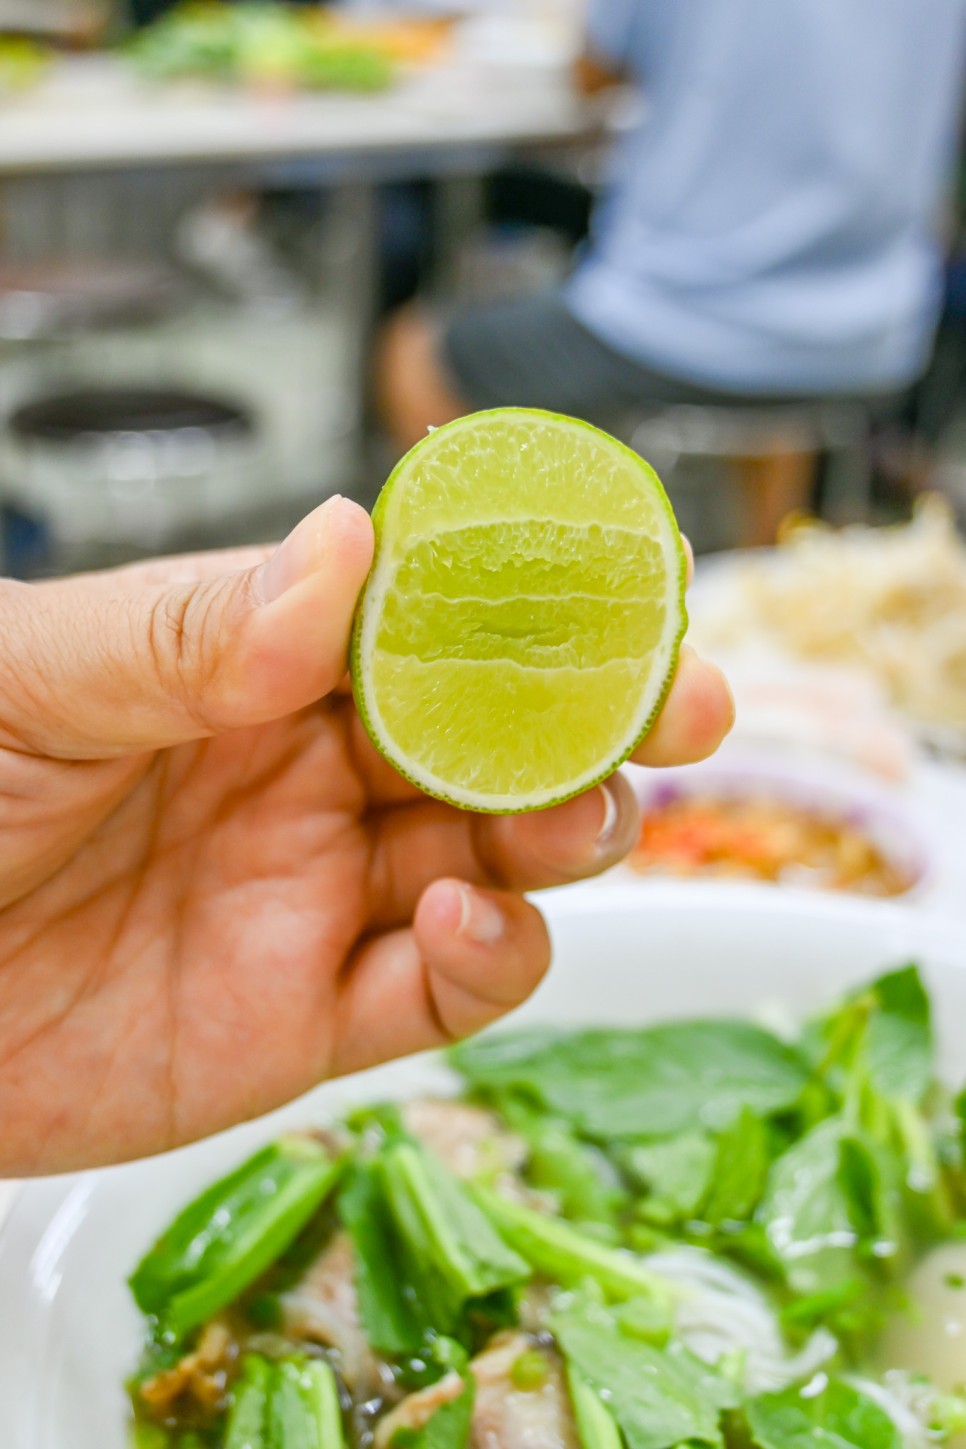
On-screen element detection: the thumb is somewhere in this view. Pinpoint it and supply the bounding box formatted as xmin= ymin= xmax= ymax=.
xmin=0 ymin=495 xmax=375 ymax=759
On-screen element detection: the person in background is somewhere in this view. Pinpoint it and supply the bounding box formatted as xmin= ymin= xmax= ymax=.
xmin=378 ymin=0 xmax=966 ymax=544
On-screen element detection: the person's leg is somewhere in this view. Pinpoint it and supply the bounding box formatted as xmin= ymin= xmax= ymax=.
xmin=730 ymin=452 xmax=816 ymax=546
xmin=375 ymin=304 xmax=472 ymax=453
xmin=376 ymin=291 xmax=658 ymax=453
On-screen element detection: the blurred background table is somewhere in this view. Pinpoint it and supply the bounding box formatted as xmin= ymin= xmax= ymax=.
xmin=0 ymin=30 xmax=609 ymax=572
xmin=0 ymin=52 xmax=596 ymax=176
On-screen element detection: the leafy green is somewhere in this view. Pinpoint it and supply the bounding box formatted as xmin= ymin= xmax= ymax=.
xmin=129 ymin=1136 xmax=342 ymax=1341
xmin=377 ymin=1141 xmax=529 ymax=1333
xmin=473 ymin=1185 xmax=668 ymax=1303
xmin=552 ymin=1298 xmax=736 ymax=1449
xmin=622 ymin=1134 xmax=716 ymax=1224
xmin=810 ymin=966 xmax=932 ymax=1105
xmin=862 ymin=967 xmax=932 ymax=1102
xmin=269 ymin=1360 xmax=319 ymax=1449
xmin=757 ymin=1118 xmax=858 ymax=1297
xmin=702 ymin=1109 xmax=771 ymax=1225
xmin=497 ymin=1094 xmax=628 ymax=1225
xmin=225 ymin=1355 xmax=272 ymax=1449
xmin=339 ymin=1161 xmax=425 ymax=1355
xmin=568 ymin=1364 xmax=624 ymax=1449
xmin=744 ymin=1379 xmax=903 ymax=1448
xmin=453 ymin=1024 xmax=811 ymax=1139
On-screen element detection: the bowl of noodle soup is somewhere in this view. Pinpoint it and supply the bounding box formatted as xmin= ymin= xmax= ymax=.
xmin=2 ymin=885 xmax=966 ymax=1448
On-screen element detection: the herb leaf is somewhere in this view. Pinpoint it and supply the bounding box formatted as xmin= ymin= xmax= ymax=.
xmin=129 ymin=1136 xmax=342 ymax=1341
xmin=552 ymin=1298 xmax=734 ymax=1449
xmin=757 ymin=1118 xmax=857 ymax=1296
xmin=378 ymin=1141 xmax=530 ymax=1332
xmin=339 ymin=1161 xmax=425 ymax=1355
xmin=702 ymin=1108 xmax=771 ymax=1225
xmin=864 ymin=966 xmax=932 ymax=1101
xmin=622 ymin=1134 xmax=716 ymax=1223
xmin=453 ymin=1024 xmax=810 ymax=1139
xmin=745 ymin=1379 xmax=903 ymax=1448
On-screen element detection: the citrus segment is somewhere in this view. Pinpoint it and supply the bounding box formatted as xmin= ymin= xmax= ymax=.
xmin=351 ymin=409 xmax=687 ymax=812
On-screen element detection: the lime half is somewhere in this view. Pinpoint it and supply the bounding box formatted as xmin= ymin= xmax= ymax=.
xmin=351 ymin=408 xmax=687 ymax=812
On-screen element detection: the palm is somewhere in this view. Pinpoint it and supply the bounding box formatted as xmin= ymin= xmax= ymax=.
xmin=0 ymin=701 xmax=501 ymax=1173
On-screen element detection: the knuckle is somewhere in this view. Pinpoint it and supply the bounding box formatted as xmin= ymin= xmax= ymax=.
xmin=144 ymin=575 xmax=244 ymax=733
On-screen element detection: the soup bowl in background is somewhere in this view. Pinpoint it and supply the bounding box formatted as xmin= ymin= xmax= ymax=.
xmin=2 ymin=884 xmax=966 ymax=1448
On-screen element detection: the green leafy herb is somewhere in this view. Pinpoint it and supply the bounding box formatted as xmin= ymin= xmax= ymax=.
xmin=863 ymin=967 xmax=932 ymax=1102
xmin=497 ymin=1094 xmax=627 ymax=1225
xmin=339 ymin=1161 xmax=425 ymax=1355
xmin=757 ymin=1118 xmax=858 ymax=1297
xmin=225 ymin=1354 xmax=273 ymax=1449
xmin=552 ymin=1298 xmax=736 ymax=1449
xmin=568 ymin=1364 xmax=624 ymax=1449
xmin=702 ymin=1109 xmax=771 ymax=1226
xmin=129 ymin=1136 xmax=342 ymax=1341
xmin=377 ymin=1141 xmax=529 ymax=1333
xmin=811 ymin=966 xmax=932 ymax=1104
xmin=472 ymin=1185 xmax=668 ymax=1303
xmin=744 ymin=1378 xmax=903 ymax=1448
xmin=453 ymin=1024 xmax=811 ymax=1139
xmin=622 ymin=1134 xmax=716 ymax=1224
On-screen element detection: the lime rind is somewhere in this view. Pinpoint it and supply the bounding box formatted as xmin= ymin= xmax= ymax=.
xmin=351 ymin=408 xmax=688 ymax=813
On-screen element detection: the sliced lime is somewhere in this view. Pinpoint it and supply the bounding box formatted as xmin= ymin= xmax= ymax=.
xmin=351 ymin=408 xmax=687 ymax=812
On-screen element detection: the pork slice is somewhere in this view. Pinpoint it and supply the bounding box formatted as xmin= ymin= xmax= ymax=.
xmin=401 ymin=1100 xmax=527 ymax=1182
xmin=375 ymin=1333 xmax=579 ymax=1449
xmin=280 ymin=1231 xmax=390 ymax=1398
xmin=470 ymin=1333 xmax=579 ymax=1449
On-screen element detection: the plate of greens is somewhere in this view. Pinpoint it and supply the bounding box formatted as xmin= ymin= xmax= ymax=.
xmin=3 ymin=883 xmax=966 ymax=1449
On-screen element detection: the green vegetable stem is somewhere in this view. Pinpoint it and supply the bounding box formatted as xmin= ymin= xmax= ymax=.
xmin=374 ymin=1140 xmax=530 ymax=1332
xmin=130 ymin=1136 xmax=343 ymax=1341
xmin=225 ymin=1355 xmax=345 ymax=1449
xmin=471 ymin=1185 xmax=670 ymax=1306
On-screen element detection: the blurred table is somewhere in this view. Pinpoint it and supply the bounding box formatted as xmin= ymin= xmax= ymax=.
xmin=0 ymin=54 xmax=609 ymax=531
xmin=0 ymin=55 xmax=602 ymax=179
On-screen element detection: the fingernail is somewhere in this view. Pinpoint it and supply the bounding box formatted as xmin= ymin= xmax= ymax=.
xmin=255 ymin=495 xmax=345 ymax=605
xmin=595 ymin=779 xmax=620 ymax=853
xmin=722 ymin=674 xmax=738 ymax=733
xmin=455 ymin=884 xmax=505 ymax=947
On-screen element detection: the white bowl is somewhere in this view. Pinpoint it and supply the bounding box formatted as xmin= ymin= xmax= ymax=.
xmin=2 ymin=883 xmax=966 ymax=1448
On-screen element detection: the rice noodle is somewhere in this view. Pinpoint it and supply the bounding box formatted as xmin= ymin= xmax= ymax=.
xmin=646 ymin=1246 xmax=837 ymax=1394
xmin=690 ymin=495 xmax=966 ymax=735
xmin=846 ymin=1373 xmax=941 ymax=1448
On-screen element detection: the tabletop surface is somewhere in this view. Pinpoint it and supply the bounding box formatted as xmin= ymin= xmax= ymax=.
xmin=0 ymin=55 xmax=599 ymax=177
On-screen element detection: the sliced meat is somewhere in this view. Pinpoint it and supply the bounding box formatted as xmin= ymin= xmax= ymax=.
xmin=402 ymin=1100 xmax=527 ymax=1182
xmin=280 ymin=1231 xmax=390 ymax=1398
xmin=139 ymin=1319 xmax=234 ymax=1415
xmin=375 ymin=1333 xmax=579 ymax=1449
xmin=471 ymin=1333 xmax=579 ymax=1449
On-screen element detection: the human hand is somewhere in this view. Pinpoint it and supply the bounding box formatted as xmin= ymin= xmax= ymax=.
xmin=0 ymin=497 xmax=732 ymax=1175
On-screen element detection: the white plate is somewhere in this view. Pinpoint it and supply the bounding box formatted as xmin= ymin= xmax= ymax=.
xmin=4 ymin=882 xmax=966 ymax=1449
xmin=688 ymin=551 xmax=966 ymax=762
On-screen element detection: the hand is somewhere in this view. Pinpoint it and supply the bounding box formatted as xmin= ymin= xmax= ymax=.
xmin=0 ymin=497 xmax=732 ymax=1175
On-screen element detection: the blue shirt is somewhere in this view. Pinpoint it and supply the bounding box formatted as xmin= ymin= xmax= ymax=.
xmin=568 ymin=0 xmax=966 ymax=395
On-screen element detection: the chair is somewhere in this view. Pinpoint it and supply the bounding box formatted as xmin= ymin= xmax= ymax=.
xmin=615 ymin=397 xmax=876 ymax=547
